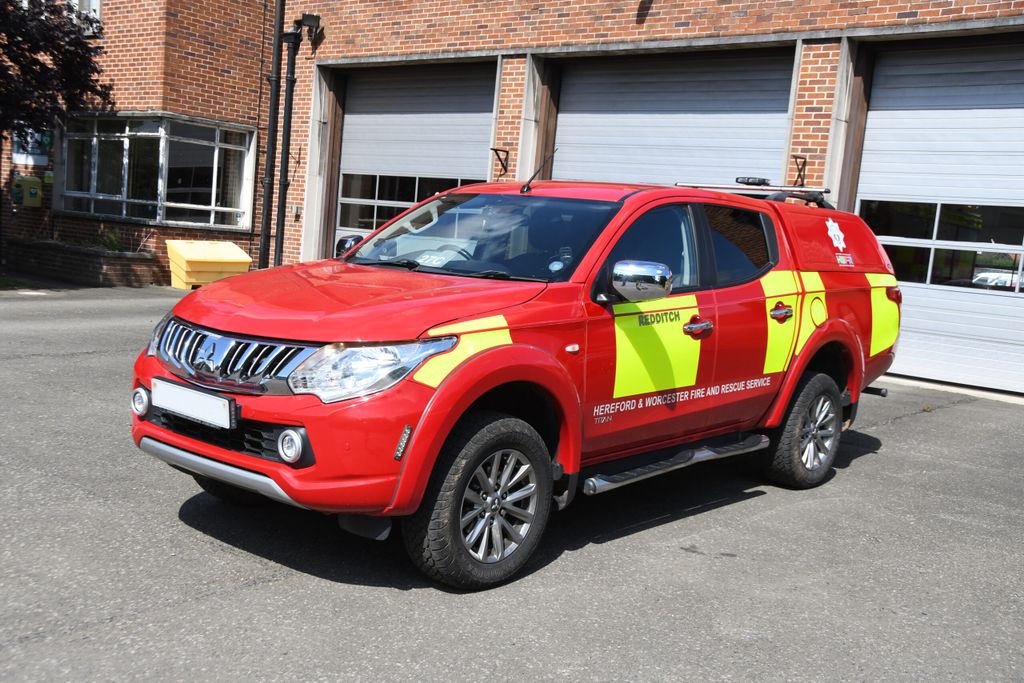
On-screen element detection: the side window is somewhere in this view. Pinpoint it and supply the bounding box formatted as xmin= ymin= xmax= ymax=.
xmin=704 ymin=205 xmax=773 ymax=284
xmin=605 ymin=204 xmax=698 ymax=292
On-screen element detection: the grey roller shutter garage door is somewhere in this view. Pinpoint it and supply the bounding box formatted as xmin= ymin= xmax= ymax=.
xmin=551 ymin=51 xmax=794 ymax=185
xmin=339 ymin=63 xmax=495 ymax=179
xmin=857 ymin=45 xmax=1024 ymax=393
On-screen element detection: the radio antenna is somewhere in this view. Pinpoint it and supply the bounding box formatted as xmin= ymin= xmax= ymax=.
xmin=520 ymin=147 xmax=558 ymax=194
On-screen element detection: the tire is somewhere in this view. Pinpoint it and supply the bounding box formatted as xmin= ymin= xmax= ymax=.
xmin=764 ymin=372 xmax=842 ymax=489
xmin=192 ymin=474 xmax=270 ymax=506
xmin=401 ymin=411 xmax=553 ymax=590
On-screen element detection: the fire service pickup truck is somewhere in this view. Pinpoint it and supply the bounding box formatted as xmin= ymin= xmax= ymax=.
xmin=131 ymin=179 xmax=900 ymax=589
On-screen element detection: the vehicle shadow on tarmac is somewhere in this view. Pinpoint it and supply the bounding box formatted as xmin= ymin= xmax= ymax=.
xmin=177 ymin=431 xmax=882 ymax=592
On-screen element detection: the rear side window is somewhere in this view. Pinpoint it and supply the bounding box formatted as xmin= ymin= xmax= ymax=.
xmin=704 ymin=205 xmax=772 ymax=284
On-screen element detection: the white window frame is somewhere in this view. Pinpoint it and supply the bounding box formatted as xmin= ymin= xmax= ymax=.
xmin=60 ymin=115 xmax=256 ymax=231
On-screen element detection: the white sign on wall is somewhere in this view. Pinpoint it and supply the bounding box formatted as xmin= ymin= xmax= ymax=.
xmin=12 ymin=131 xmax=50 ymax=167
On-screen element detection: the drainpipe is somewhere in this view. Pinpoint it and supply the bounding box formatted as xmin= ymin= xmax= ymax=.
xmin=273 ymin=28 xmax=302 ymax=267
xmin=257 ymin=0 xmax=286 ymax=269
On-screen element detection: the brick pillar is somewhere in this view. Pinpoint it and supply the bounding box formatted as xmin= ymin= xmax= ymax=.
xmin=787 ymin=39 xmax=843 ymax=189
xmin=491 ymin=56 xmax=528 ymax=183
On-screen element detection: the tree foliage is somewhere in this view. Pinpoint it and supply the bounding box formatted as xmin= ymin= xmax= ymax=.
xmin=0 ymin=0 xmax=112 ymax=140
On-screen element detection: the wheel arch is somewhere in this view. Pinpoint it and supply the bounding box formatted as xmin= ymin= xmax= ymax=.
xmin=383 ymin=344 xmax=582 ymax=515
xmin=763 ymin=319 xmax=865 ymax=429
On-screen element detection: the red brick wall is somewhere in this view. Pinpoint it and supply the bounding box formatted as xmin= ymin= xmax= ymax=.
xmin=4 ymin=0 xmax=1024 ymax=275
xmin=272 ymin=0 xmax=1023 ymax=263
xmin=93 ymin=0 xmax=166 ymax=110
xmin=788 ymin=39 xmax=843 ymax=188
xmin=491 ymin=56 xmax=528 ymax=182
xmin=162 ymin=0 xmax=269 ymax=126
xmin=282 ymin=0 xmax=1022 ymax=59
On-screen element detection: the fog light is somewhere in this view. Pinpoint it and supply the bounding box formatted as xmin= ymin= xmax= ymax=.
xmin=131 ymin=387 xmax=150 ymax=417
xmin=277 ymin=429 xmax=303 ymax=464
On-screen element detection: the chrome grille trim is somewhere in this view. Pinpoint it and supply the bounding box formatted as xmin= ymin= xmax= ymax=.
xmin=155 ymin=318 xmax=320 ymax=395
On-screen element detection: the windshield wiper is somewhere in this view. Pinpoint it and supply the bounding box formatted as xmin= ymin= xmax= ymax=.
xmin=356 ymin=258 xmax=421 ymax=270
xmin=454 ymin=270 xmax=547 ymax=282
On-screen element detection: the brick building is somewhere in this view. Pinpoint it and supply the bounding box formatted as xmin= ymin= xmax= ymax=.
xmin=3 ymin=0 xmax=1024 ymax=390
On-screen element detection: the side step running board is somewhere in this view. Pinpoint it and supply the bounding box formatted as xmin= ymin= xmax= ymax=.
xmin=582 ymin=434 xmax=770 ymax=496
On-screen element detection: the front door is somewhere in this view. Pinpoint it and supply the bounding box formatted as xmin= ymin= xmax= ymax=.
xmin=582 ymin=202 xmax=716 ymax=462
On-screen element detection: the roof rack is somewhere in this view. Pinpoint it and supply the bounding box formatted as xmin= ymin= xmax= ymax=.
xmin=674 ymin=179 xmax=836 ymax=210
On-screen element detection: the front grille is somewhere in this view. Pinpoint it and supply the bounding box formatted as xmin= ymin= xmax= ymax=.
xmin=156 ymin=318 xmax=319 ymax=394
xmin=147 ymin=406 xmax=314 ymax=468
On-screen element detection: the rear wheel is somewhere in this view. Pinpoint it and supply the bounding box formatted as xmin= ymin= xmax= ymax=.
xmin=401 ymin=411 xmax=552 ymax=590
xmin=764 ymin=372 xmax=842 ymax=488
xmin=192 ymin=474 xmax=269 ymax=506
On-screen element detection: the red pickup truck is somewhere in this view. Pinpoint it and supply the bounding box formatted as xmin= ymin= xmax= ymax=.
xmin=131 ymin=181 xmax=900 ymax=589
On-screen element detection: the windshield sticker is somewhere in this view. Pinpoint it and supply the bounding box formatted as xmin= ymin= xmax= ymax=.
xmin=415 ymin=251 xmax=456 ymax=268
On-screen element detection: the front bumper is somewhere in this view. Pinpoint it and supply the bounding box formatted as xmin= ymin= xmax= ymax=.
xmin=140 ymin=437 xmax=303 ymax=507
xmin=132 ymin=353 xmax=435 ymax=514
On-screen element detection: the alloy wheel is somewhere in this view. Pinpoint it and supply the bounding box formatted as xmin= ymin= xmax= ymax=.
xmin=799 ymin=395 xmax=837 ymax=471
xmin=459 ymin=448 xmax=538 ymax=563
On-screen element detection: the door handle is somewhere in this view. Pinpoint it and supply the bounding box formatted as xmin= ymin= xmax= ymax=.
xmin=770 ymin=302 xmax=794 ymax=322
xmin=683 ymin=316 xmax=713 ymax=336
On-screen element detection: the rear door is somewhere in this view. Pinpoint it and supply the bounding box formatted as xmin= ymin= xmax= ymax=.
xmin=698 ymin=203 xmax=797 ymax=433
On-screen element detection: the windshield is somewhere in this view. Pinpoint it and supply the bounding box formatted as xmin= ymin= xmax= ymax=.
xmin=347 ymin=193 xmax=620 ymax=282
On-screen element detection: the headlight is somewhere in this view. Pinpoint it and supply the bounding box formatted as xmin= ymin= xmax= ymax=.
xmin=146 ymin=313 xmax=173 ymax=356
xmin=287 ymin=338 xmax=456 ymax=403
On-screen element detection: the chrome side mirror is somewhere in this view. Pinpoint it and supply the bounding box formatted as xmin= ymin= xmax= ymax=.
xmin=611 ymin=260 xmax=672 ymax=302
xmin=335 ymin=235 xmax=363 ymax=258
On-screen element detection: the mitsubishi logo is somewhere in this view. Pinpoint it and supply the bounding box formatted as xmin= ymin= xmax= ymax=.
xmin=826 ymin=217 xmax=846 ymax=251
xmin=193 ymin=339 xmax=219 ymax=374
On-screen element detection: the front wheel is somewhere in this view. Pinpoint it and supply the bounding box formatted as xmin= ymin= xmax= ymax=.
xmin=764 ymin=372 xmax=842 ymax=489
xmin=401 ymin=411 xmax=552 ymax=590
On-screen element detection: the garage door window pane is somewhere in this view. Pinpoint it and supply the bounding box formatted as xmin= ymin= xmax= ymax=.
xmin=417 ymin=177 xmax=458 ymax=201
xmin=339 ymin=203 xmax=375 ymax=231
xmin=860 ymin=200 xmax=936 ymax=239
xmin=932 ymin=249 xmax=1021 ymax=292
xmin=378 ymin=176 xmax=416 ymax=203
xmin=375 ymin=205 xmax=403 ymax=228
xmin=936 ymin=204 xmax=1024 ymax=246
xmin=883 ymin=244 xmax=929 ymax=283
xmin=341 ymin=174 xmax=376 ymax=200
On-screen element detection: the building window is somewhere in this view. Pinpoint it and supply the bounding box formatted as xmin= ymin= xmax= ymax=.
xmin=859 ymin=200 xmax=1024 ymax=294
xmin=72 ymin=0 xmax=101 ymax=18
xmin=61 ymin=117 xmax=254 ymax=229
xmin=337 ymin=174 xmax=485 ymax=238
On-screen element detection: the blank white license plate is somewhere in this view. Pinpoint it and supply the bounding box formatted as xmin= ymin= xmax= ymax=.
xmin=151 ymin=378 xmax=232 ymax=429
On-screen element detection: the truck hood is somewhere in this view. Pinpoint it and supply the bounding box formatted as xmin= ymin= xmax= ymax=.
xmin=172 ymin=260 xmax=545 ymax=343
